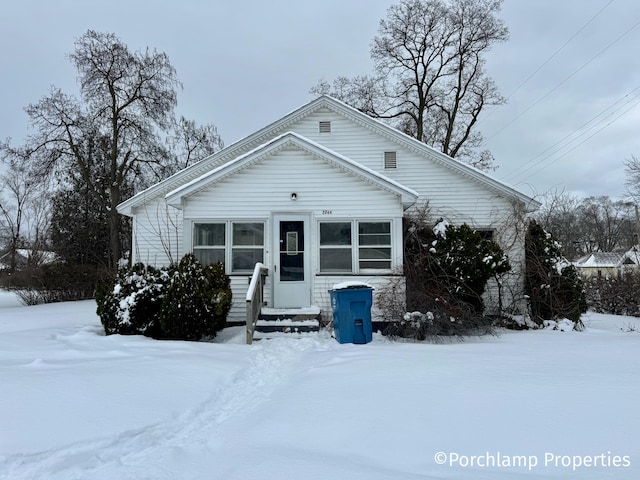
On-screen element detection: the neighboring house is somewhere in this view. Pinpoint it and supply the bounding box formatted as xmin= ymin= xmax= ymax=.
xmin=0 ymin=249 xmax=60 ymax=271
xmin=574 ymin=247 xmax=640 ymax=278
xmin=118 ymin=95 xmax=540 ymax=323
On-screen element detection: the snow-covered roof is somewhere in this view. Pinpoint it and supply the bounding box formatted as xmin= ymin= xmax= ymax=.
xmin=118 ymin=95 xmax=540 ymax=216
xmin=573 ymin=250 xmax=640 ymax=268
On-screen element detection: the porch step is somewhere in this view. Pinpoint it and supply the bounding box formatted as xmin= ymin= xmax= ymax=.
xmin=253 ymin=306 xmax=321 ymax=340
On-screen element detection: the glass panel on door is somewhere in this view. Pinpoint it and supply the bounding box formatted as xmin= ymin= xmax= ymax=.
xmin=279 ymin=220 xmax=304 ymax=281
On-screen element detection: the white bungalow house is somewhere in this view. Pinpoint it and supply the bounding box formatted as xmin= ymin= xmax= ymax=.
xmin=117 ymin=95 xmax=539 ymax=327
xmin=574 ymin=246 xmax=640 ymax=278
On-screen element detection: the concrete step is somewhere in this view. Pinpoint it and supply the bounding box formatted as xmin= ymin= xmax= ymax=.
xmin=259 ymin=306 xmax=321 ymax=322
xmin=253 ymin=306 xmax=322 ymax=340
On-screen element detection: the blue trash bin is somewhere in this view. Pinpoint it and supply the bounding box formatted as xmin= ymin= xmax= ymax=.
xmin=329 ymin=285 xmax=373 ymax=344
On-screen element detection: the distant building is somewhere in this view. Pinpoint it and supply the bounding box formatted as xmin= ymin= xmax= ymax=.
xmin=574 ymin=246 xmax=640 ymax=278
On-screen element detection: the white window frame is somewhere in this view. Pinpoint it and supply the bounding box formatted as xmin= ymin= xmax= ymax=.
xmin=318 ymin=219 xmax=393 ymax=274
xmin=319 ymin=221 xmax=353 ymax=274
xmin=193 ymin=222 xmax=226 ymax=266
xmin=191 ymin=220 xmax=266 ymax=274
xmin=358 ymin=221 xmax=392 ymax=272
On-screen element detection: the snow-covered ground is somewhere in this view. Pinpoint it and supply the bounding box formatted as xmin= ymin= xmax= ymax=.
xmin=1 ymin=288 xmax=639 ymax=479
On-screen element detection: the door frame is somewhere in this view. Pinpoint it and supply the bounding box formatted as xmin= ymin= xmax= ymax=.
xmin=272 ymin=212 xmax=311 ymax=308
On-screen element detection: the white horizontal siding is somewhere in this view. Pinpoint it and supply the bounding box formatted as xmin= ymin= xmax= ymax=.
xmin=131 ymin=199 xmax=183 ymax=267
xmin=290 ymin=109 xmax=515 ymax=227
xmin=183 ymin=148 xmax=402 ymax=219
xmin=227 ymin=275 xmax=272 ymax=323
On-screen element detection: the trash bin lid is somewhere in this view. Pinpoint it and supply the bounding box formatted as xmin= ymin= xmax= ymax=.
xmin=331 ymin=281 xmax=374 ymax=291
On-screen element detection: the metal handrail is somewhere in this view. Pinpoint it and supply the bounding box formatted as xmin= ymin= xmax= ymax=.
xmin=246 ymin=262 xmax=268 ymax=344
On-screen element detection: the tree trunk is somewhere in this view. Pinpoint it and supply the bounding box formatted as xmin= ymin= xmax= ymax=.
xmin=109 ymin=185 xmax=121 ymax=270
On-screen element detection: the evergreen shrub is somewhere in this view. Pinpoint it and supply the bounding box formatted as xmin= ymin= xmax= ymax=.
xmin=96 ymin=254 xmax=232 ymax=340
xmin=96 ymin=263 xmax=168 ymax=336
xmin=524 ymin=220 xmax=587 ymax=329
xmin=159 ymin=254 xmax=232 ymax=340
xmin=384 ymin=216 xmax=511 ymax=339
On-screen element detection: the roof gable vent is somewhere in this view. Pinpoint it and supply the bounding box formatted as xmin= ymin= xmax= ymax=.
xmin=319 ymin=121 xmax=331 ymax=133
xmin=384 ymin=151 xmax=397 ymax=169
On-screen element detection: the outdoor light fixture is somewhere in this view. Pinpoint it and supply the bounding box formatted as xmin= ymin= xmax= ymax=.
xmin=291 ymin=192 xmax=298 ymax=200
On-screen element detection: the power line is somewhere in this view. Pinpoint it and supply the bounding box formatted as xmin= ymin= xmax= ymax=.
xmin=479 ymin=0 xmax=614 ymax=126
xmin=509 ymin=95 xmax=640 ymax=186
xmin=487 ymin=15 xmax=640 ymax=140
xmin=503 ymin=0 xmax=614 ymax=102
xmin=502 ymin=86 xmax=640 ymax=180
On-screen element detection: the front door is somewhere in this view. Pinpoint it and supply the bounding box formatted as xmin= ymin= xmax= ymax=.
xmin=273 ymin=214 xmax=311 ymax=308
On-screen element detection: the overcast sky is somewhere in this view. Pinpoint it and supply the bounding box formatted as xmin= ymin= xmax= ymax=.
xmin=2 ymin=0 xmax=639 ymax=201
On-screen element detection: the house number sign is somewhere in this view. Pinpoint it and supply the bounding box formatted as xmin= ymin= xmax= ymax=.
xmin=322 ymin=210 xmax=333 ymax=215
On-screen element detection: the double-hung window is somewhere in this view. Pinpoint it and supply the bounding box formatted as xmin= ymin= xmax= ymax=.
xmin=319 ymin=220 xmax=392 ymax=274
xmin=231 ymin=222 xmax=264 ymax=272
xmin=193 ymin=221 xmax=264 ymax=273
xmin=319 ymin=222 xmax=352 ymax=273
xmin=358 ymin=222 xmax=392 ymax=270
xmin=193 ymin=223 xmax=225 ymax=265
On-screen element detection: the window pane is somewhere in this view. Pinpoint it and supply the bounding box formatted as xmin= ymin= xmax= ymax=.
xmin=359 ymin=222 xmax=390 ymax=234
xmin=320 ymin=249 xmax=352 ymax=272
xmin=280 ymin=253 xmax=304 ymax=281
xmin=320 ymin=222 xmax=351 ymax=246
xmin=475 ymin=229 xmax=494 ymax=241
xmin=359 ymin=234 xmax=391 ymax=246
xmin=232 ymin=248 xmax=264 ymax=271
xmin=359 ymin=259 xmax=391 ymax=269
xmin=359 ymin=222 xmax=391 ymax=246
xmin=359 ymin=247 xmax=391 ymax=260
xmin=194 ymin=248 xmax=225 ymax=265
xmin=194 ymin=223 xmax=225 ymax=246
xmin=233 ymin=223 xmax=264 ymax=246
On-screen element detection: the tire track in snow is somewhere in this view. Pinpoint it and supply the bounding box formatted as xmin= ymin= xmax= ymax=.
xmin=0 ymin=336 xmax=336 ymax=480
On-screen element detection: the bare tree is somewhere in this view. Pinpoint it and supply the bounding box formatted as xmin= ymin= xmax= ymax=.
xmin=0 ymin=163 xmax=49 ymax=272
xmin=578 ymin=197 xmax=635 ymax=253
xmin=312 ymin=0 xmax=508 ymax=170
xmin=165 ymin=116 xmax=223 ymax=174
xmin=625 ymin=154 xmax=640 ymax=201
xmin=534 ymin=190 xmax=583 ymax=260
xmin=1 ymin=31 xmax=181 ymax=269
xmin=537 ymin=191 xmax=636 ymax=258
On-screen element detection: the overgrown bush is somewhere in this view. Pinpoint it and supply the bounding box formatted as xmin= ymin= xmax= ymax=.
xmin=159 ymin=254 xmax=232 ymax=340
xmin=384 ymin=309 xmax=495 ymax=342
xmin=385 ymin=214 xmax=511 ymax=338
xmin=584 ymin=271 xmax=640 ymax=317
xmin=525 ymin=220 xmax=587 ymax=329
xmin=96 ymin=254 xmax=232 ymax=340
xmin=96 ymin=263 xmax=168 ymax=336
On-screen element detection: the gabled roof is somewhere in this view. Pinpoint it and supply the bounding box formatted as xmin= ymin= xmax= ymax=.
xmin=118 ymin=95 xmax=539 ymax=216
xmin=574 ymin=247 xmax=640 ymax=269
xmin=574 ymin=252 xmax=624 ymax=268
xmin=165 ymin=132 xmax=419 ymax=209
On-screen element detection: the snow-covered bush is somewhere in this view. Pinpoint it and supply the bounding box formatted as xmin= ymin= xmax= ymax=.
xmin=159 ymin=254 xmax=232 ymax=340
xmin=96 ymin=263 xmax=168 ymax=336
xmin=383 ymin=309 xmax=494 ymax=341
xmin=524 ymin=220 xmax=586 ymax=329
xmin=96 ymin=255 xmax=232 ymax=340
xmin=395 ymin=215 xmax=511 ymax=337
